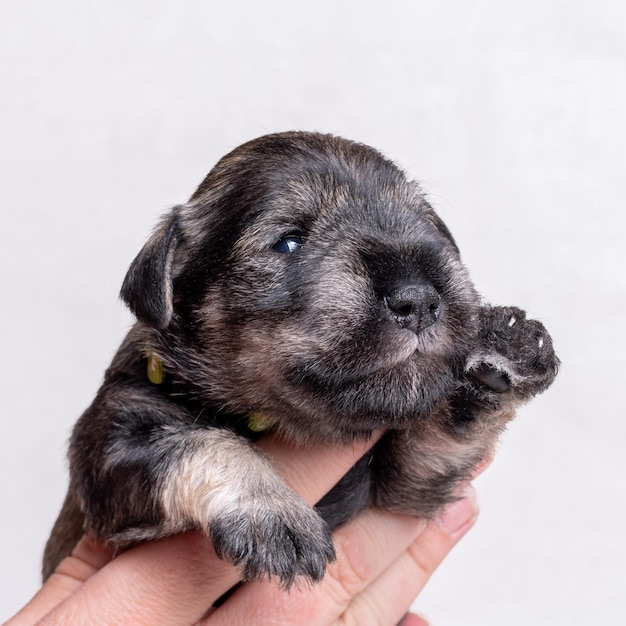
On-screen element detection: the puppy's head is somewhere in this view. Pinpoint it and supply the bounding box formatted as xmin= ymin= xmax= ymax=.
xmin=121 ymin=132 xmax=480 ymax=441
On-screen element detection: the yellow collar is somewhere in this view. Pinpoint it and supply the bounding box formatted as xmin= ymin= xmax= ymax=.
xmin=148 ymin=354 xmax=272 ymax=433
xmin=247 ymin=412 xmax=273 ymax=432
xmin=147 ymin=355 xmax=165 ymax=384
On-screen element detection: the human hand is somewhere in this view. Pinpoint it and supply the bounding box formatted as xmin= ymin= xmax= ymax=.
xmin=6 ymin=435 xmax=480 ymax=626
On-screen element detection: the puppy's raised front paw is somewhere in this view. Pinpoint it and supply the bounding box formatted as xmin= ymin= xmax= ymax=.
xmin=208 ymin=492 xmax=335 ymax=588
xmin=468 ymin=306 xmax=559 ymax=399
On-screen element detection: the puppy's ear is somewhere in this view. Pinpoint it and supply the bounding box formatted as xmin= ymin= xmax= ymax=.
xmin=120 ymin=207 xmax=182 ymax=329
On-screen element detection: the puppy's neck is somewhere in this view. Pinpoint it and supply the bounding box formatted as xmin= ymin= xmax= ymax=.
xmin=145 ymin=352 xmax=274 ymax=434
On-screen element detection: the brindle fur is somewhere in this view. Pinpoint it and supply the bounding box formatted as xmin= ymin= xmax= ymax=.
xmin=43 ymin=132 xmax=559 ymax=585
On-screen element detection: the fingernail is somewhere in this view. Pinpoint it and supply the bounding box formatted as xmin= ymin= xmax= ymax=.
xmin=437 ymin=486 xmax=479 ymax=535
xmin=397 ymin=613 xmax=430 ymax=626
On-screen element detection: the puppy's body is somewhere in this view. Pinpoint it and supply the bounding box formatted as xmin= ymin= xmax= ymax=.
xmin=44 ymin=132 xmax=558 ymax=584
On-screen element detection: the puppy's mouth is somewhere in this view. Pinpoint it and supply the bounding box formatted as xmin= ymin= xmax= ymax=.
xmin=285 ymin=324 xmax=438 ymax=391
xmin=350 ymin=328 xmax=420 ymax=377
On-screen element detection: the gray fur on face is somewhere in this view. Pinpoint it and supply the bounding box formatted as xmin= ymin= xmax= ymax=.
xmin=42 ymin=132 xmax=559 ymax=585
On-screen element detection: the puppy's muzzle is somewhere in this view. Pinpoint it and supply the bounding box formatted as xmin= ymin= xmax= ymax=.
xmin=384 ymin=281 xmax=441 ymax=334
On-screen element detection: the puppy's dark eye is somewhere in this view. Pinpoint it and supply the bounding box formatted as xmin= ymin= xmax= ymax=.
xmin=272 ymin=235 xmax=303 ymax=253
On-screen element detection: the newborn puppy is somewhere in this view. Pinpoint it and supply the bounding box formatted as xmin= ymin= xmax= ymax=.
xmin=43 ymin=132 xmax=559 ymax=585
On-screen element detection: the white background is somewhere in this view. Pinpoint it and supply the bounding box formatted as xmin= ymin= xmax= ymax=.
xmin=1 ymin=1 xmax=625 ymax=623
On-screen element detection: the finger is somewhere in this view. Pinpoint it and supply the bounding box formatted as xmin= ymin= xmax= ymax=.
xmin=206 ymin=508 xmax=429 ymax=625
xmin=343 ymin=488 xmax=479 ymax=626
xmin=35 ymin=436 xmax=377 ymax=626
xmin=258 ymin=431 xmax=381 ymax=505
xmin=5 ymin=537 xmax=112 ymax=626
xmin=37 ymin=532 xmax=238 ymax=626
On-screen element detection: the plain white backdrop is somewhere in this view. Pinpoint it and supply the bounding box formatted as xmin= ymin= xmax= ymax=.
xmin=1 ymin=1 xmax=625 ymax=623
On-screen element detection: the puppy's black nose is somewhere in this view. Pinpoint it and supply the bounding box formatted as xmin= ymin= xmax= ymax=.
xmin=384 ymin=282 xmax=441 ymax=334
